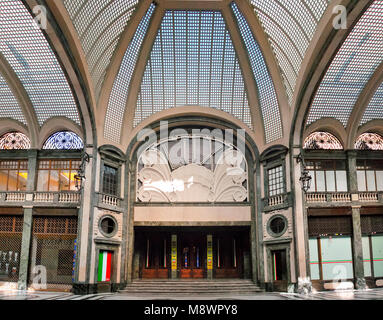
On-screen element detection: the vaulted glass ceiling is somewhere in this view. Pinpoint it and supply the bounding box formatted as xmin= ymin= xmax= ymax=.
xmin=63 ymin=0 xmax=139 ymax=98
xmin=307 ymin=0 xmax=383 ymax=128
xmin=0 ymin=0 xmax=80 ymax=126
xmin=0 ymin=72 xmax=26 ymax=124
xmin=231 ymin=2 xmax=282 ymax=143
xmin=361 ymin=81 xmax=383 ymax=126
xmin=134 ymin=10 xmax=252 ymax=131
xmin=104 ymin=3 xmax=156 ymax=143
xmin=250 ymin=0 xmax=330 ymax=105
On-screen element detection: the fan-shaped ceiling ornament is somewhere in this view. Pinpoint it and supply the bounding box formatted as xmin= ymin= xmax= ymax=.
xmin=136 ymin=135 xmax=248 ymax=203
xmin=355 ymin=133 xmax=383 ymax=150
xmin=0 ymin=132 xmax=30 ymax=150
xmin=43 ymin=131 xmax=84 ymax=150
xmin=303 ymin=132 xmax=343 ymax=150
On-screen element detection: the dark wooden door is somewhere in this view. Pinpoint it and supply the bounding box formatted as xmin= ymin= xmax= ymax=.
xmin=180 ymin=235 xmax=205 ymax=278
xmin=214 ymin=236 xmax=242 ymax=278
xmin=142 ymin=234 xmax=169 ymax=279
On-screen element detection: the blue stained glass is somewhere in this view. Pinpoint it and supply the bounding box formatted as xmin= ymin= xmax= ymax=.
xmin=231 ymin=3 xmax=282 ymax=143
xmin=43 ymin=131 xmax=84 ymax=150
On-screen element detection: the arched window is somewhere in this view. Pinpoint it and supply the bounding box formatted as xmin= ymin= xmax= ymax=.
xmin=355 ymin=133 xmax=383 ymax=150
xmin=0 ymin=132 xmax=30 ymax=150
xmin=43 ymin=131 xmax=84 ymax=150
xmin=303 ymin=132 xmax=343 ymax=150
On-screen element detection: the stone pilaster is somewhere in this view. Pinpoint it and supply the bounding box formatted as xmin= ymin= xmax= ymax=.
xmin=351 ymin=206 xmax=366 ymax=289
xmin=17 ymin=207 xmax=33 ymax=290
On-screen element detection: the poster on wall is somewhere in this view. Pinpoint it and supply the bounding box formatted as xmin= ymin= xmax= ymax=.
xmin=207 ymin=235 xmax=213 ymax=270
xmin=171 ymin=235 xmax=177 ymax=270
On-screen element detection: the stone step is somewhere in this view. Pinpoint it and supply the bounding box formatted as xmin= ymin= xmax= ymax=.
xmin=120 ymin=280 xmax=263 ymax=295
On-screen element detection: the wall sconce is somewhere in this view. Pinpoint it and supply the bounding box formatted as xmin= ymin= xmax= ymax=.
xmin=75 ymin=151 xmax=90 ymax=190
xmin=296 ymin=153 xmax=312 ymax=193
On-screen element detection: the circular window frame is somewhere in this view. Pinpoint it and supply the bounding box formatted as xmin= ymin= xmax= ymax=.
xmin=267 ymin=214 xmax=288 ymax=238
xmin=98 ymin=215 xmax=118 ymax=238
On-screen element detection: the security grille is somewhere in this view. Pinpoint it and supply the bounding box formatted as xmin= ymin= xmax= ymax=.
xmin=361 ymin=215 xmax=383 ymax=235
xmin=0 ymin=215 xmax=23 ymax=283
xmin=308 ymin=216 xmax=352 ymax=237
xmin=29 ymin=216 xmax=78 ymax=290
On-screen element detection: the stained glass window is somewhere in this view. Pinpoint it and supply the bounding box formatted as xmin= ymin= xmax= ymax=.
xmin=42 ymin=131 xmax=84 ymax=150
xmin=303 ymin=132 xmax=343 ymax=150
xmin=0 ymin=132 xmax=30 ymax=150
xmin=355 ymin=133 xmax=383 ymax=151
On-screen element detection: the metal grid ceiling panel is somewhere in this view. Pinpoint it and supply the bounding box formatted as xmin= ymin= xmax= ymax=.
xmin=104 ymin=3 xmax=155 ymax=143
xmin=134 ymin=10 xmax=252 ymax=129
xmin=307 ymin=1 xmax=383 ymax=127
xmin=250 ymin=0 xmax=329 ymax=105
xmin=231 ymin=3 xmax=282 ymax=143
xmin=360 ymin=81 xmax=383 ymax=125
xmin=63 ymin=0 xmax=139 ymax=98
xmin=0 ymin=73 xmax=26 ymax=124
xmin=0 ymin=0 xmax=80 ymax=126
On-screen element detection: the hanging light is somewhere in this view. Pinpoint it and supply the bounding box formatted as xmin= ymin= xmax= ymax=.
xmin=74 ymin=151 xmax=90 ymax=190
xmin=296 ymin=153 xmax=312 ymax=193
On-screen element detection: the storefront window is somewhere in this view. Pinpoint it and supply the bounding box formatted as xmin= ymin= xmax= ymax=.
xmin=306 ymin=160 xmax=347 ymax=192
xmin=309 ymin=238 xmax=320 ymax=280
xmin=102 ymin=165 xmax=118 ymax=196
xmin=372 ymin=235 xmax=383 ymax=277
xmin=36 ymin=160 xmax=80 ymax=192
xmin=357 ymin=160 xmax=383 ymax=192
xmin=0 ymin=160 xmax=28 ymax=191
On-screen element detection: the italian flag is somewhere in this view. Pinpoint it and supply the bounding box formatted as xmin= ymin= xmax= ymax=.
xmin=98 ymin=251 xmax=112 ymax=282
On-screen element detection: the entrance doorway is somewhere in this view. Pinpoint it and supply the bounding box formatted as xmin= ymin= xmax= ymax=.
xmin=135 ymin=227 xmax=250 ymax=280
xmin=272 ymin=249 xmax=288 ymax=291
xmin=180 ymin=234 xmax=205 ymax=278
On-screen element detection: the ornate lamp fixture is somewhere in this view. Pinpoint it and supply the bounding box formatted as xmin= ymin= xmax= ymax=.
xmin=74 ymin=151 xmax=90 ymax=190
xmin=296 ymin=153 xmax=312 ymax=193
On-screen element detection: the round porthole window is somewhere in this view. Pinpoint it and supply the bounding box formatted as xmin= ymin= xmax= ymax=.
xmin=99 ymin=216 xmax=117 ymax=238
xmin=268 ymin=215 xmax=287 ymax=238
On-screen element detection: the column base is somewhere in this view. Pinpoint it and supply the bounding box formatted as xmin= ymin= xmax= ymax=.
xmin=355 ymin=277 xmax=367 ymax=290
xmin=296 ymin=277 xmax=312 ymax=294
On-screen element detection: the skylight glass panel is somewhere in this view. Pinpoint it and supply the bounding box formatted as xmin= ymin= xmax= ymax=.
xmin=0 ymin=73 xmax=26 ymax=124
xmin=63 ymin=0 xmax=139 ymax=98
xmin=307 ymin=1 xmax=383 ymax=127
xmin=250 ymin=0 xmax=330 ymax=105
xmin=133 ymin=10 xmax=252 ymax=131
xmin=360 ymin=81 xmax=383 ymax=126
xmin=231 ymin=2 xmax=282 ymax=143
xmin=104 ymin=3 xmax=156 ymax=143
xmin=0 ymin=0 xmax=80 ymax=126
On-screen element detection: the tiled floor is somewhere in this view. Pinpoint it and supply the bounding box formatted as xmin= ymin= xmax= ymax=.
xmin=1 ymin=288 xmax=383 ymax=300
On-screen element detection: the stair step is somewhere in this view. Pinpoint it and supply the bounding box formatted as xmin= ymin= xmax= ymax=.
xmin=119 ymin=280 xmax=263 ymax=295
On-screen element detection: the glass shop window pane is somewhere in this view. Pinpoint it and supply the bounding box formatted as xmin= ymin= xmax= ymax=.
xmin=36 ymin=171 xmax=49 ymax=191
xmin=49 ymin=170 xmax=59 ymax=192
xmin=7 ymin=170 xmax=18 ymax=191
xmin=0 ymin=171 xmax=8 ymax=191
xmin=357 ymin=171 xmax=366 ymax=192
xmin=316 ymin=171 xmax=326 ymax=192
xmin=335 ymin=171 xmax=348 ymax=192
xmin=320 ymin=236 xmax=353 ymax=281
xmin=59 ymin=171 xmax=70 ymax=191
xmin=326 ymin=171 xmax=335 ymax=192
xmin=309 ymin=238 xmax=320 ymax=280
xmin=18 ymin=170 xmax=28 ymax=191
xmin=376 ymin=171 xmax=383 ymax=192
xmin=308 ymin=170 xmax=316 ymax=192
xmin=366 ymin=171 xmax=376 ymax=191
xmin=372 ymin=235 xmax=383 ymax=278
xmin=362 ymin=236 xmax=371 ymax=277
xmin=69 ymin=171 xmax=77 ymax=191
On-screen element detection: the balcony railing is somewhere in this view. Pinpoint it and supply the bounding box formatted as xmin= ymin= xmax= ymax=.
xmin=305 ymin=191 xmax=382 ymax=205
xmin=0 ymin=191 xmax=81 ymax=205
xmin=97 ymin=193 xmax=123 ymax=211
xmin=263 ymin=193 xmax=291 ymax=212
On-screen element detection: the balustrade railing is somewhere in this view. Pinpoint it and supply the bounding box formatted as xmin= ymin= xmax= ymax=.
xmin=0 ymin=191 xmax=80 ymax=204
xmin=306 ymin=192 xmax=381 ymax=204
xmin=99 ymin=193 xmax=121 ymax=207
